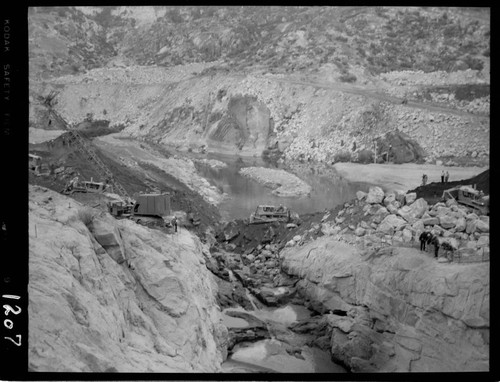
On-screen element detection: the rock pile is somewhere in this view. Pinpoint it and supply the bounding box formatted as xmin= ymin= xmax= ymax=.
xmin=319 ymin=186 xmax=489 ymax=262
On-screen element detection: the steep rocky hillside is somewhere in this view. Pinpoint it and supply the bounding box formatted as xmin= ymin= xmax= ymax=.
xmin=28 ymin=185 xmax=228 ymax=372
xmin=29 ymin=6 xmax=490 ymax=79
xmin=29 ymin=6 xmax=489 ymax=165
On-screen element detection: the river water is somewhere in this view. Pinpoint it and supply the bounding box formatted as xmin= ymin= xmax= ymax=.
xmin=187 ymin=152 xmax=371 ymax=221
xmin=221 ymin=304 xmax=347 ymax=373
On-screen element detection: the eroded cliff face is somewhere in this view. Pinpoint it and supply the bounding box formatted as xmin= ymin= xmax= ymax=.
xmin=281 ymin=237 xmax=489 ymax=372
xmin=28 ymin=185 xmax=228 ymax=372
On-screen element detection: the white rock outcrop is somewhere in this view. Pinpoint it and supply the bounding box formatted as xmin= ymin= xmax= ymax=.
xmin=28 ymin=185 xmax=227 ymax=372
xmin=281 ymin=237 xmax=489 ymax=372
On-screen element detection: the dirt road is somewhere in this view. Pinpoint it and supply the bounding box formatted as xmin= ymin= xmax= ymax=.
xmin=333 ymin=162 xmax=487 ymax=193
xmin=263 ymin=76 xmax=489 ymax=120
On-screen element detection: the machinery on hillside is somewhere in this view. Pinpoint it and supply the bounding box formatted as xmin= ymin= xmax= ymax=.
xmin=108 ymin=192 xmax=172 ymax=229
xmin=442 ymin=185 xmax=489 ymax=215
xmin=249 ymin=205 xmax=293 ymax=224
xmin=62 ymin=177 xmax=111 ymax=195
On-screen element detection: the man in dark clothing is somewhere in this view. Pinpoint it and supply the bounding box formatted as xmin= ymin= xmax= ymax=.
xmin=430 ymin=235 xmax=440 ymax=258
xmin=441 ymin=170 xmax=445 ymax=183
xmin=419 ymin=231 xmax=430 ymax=251
xmin=172 ymin=216 xmax=178 ymax=233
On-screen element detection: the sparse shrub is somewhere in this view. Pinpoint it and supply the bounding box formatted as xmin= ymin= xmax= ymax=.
xmin=356 ymin=149 xmax=373 ymax=164
xmin=78 ymin=208 xmax=95 ymax=228
xmin=339 ymin=73 xmax=357 ymax=83
xmin=334 ymin=151 xmax=352 ymax=163
xmin=167 ymin=9 xmax=183 ymax=24
xmin=463 ymin=56 xmax=484 ymax=71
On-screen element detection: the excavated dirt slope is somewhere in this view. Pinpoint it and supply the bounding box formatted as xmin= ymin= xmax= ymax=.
xmin=30 ymin=65 xmax=489 ymax=166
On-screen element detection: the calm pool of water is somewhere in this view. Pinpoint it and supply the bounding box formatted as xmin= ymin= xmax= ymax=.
xmin=188 ymin=152 xmax=371 ymax=221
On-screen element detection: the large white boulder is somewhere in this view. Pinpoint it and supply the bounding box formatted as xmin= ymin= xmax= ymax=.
xmin=365 ymin=186 xmax=385 ymax=204
xmin=404 ymin=192 xmax=417 ymax=205
xmin=439 ymin=215 xmax=456 ymax=230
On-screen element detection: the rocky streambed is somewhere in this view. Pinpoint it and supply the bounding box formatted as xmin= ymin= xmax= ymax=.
xmin=206 ymin=249 xmax=348 ymax=373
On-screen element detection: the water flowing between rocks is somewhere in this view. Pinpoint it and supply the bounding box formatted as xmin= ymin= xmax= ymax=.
xmin=220 ymin=271 xmax=347 ymax=373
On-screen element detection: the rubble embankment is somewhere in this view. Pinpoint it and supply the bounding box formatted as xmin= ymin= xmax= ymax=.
xmin=239 ymin=167 xmax=312 ymax=197
xmin=94 ymin=134 xmax=227 ymax=206
xmin=29 ymin=185 xmax=228 ymax=372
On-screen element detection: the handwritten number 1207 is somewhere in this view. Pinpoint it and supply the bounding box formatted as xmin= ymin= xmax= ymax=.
xmin=2 ymin=294 xmax=21 ymax=346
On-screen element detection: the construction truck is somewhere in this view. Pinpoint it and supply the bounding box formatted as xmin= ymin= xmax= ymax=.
xmin=442 ymin=185 xmax=489 ymax=215
xmin=249 ymin=205 xmax=293 ymax=224
xmin=62 ymin=177 xmax=111 ymax=195
xmin=108 ymin=192 xmax=172 ymax=229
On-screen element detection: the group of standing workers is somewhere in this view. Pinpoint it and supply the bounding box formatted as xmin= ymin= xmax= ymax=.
xmin=419 ymin=230 xmax=441 ymax=258
xmin=441 ymin=170 xmax=450 ymax=183
xmin=421 ymin=170 xmax=450 ymax=186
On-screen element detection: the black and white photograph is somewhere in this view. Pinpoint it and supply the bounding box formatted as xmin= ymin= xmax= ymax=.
xmin=21 ymin=5 xmax=491 ymax=375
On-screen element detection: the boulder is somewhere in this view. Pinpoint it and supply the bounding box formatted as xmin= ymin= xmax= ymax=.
xmin=293 ymin=235 xmax=302 ymax=242
xmin=397 ymin=198 xmax=428 ymax=222
xmin=446 ymin=198 xmax=458 ymax=207
xmin=455 ymin=217 xmax=467 ymax=232
xmin=402 ymin=229 xmax=413 ymax=243
xmin=383 ymin=192 xmax=396 ymax=206
xmin=365 ymin=186 xmax=385 ymax=204
xmin=422 ymin=217 xmax=439 ymax=226
xmin=477 ymin=235 xmax=489 ymax=247
xmin=404 ymin=192 xmax=417 ymax=205
xmin=387 ymin=204 xmax=398 ymax=215
xmin=394 ymin=190 xmax=406 ymax=204
xmin=412 ymin=220 xmax=424 ymax=232
xmin=466 ymin=220 xmax=477 ymax=234
xmin=354 ymin=227 xmax=366 ymax=236
xmin=356 ymin=191 xmax=367 ymax=201
xmin=223 ymin=221 xmax=240 ymax=241
xmin=91 ymin=218 xmax=126 ymax=264
xmin=380 ymin=214 xmax=407 ymax=231
xmin=439 ymin=215 xmax=456 ymax=230
xmin=475 ymin=220 xmax=489 ymax=233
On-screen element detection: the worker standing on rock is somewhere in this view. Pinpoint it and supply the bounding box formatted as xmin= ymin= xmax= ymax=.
xmin=445 ymin=171 xmax=449 ymax=183
xmin=441 ymin=171 xmax=445 ymax=183
xmin=430 ymin=233 xmax=441 ymax=258
xmin=419 ymin=230 xmax=430 ymax=251
xmin=172 ymin=216 xmax=178 ymax=233
xmin=422 ymin=174 xmax=428 ymax=186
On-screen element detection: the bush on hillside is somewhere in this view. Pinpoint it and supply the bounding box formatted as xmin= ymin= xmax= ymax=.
xmin=334 ymin=151 xmax=352 ymax=163
xmin=339 ymin=73 xmax=357 ymax=83
xmin=356 ymin=149 xmax=373 ymax=164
